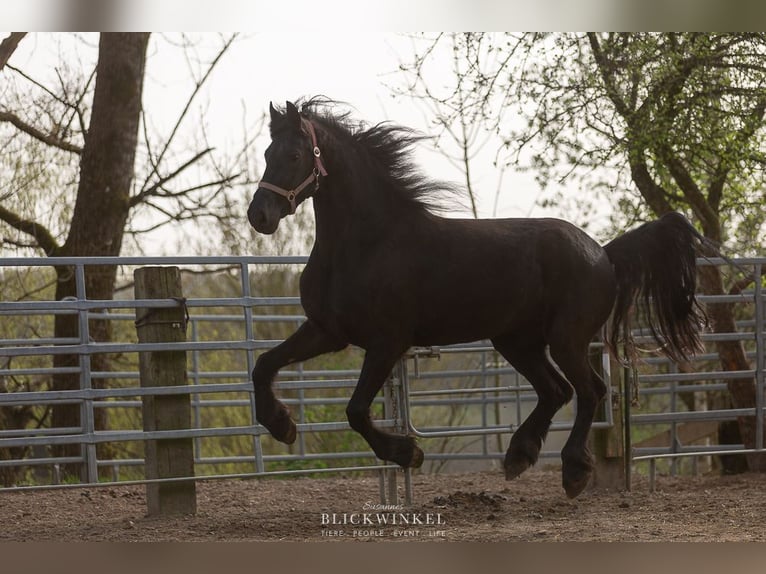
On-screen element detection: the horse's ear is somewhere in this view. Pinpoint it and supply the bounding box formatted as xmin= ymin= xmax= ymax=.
xmin=285 ymin=101 xmax=301 ymax=130
xmin=269 ymin=101 xmax=281 ymax=124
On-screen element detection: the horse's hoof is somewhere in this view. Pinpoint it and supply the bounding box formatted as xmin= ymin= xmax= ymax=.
xmin=562 ymin=469 xmax=591 ymax=499
xmin=562 ymin=451 xmax=593 ymax=498
xmin=504 ymin=444 xmax=536 ymax=480
xmin=409 ymin=445 xmax=424 ymax=468
xmin=269 ymin=410 xmax=297 ymax=445
xmin=504 ymin=458 xmax=530 ymax=481
xmin=281 ymin=421 xmax=297 ymax=445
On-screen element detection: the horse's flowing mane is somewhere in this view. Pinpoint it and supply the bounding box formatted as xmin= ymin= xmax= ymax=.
xmin=295 ymin=96 xmax=463 ymax=214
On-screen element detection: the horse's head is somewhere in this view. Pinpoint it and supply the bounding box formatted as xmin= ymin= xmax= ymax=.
xmin=248 ymin=101 xmax=327 ymax=234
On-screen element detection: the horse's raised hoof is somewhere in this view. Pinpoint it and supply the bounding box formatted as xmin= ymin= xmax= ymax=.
xmin=280 ymin=420 xmax=298 ymax=445
xmin=388 ymin=436 xmax=423 ymax=468
xmin=408 ymin=445 xmax=425 ymax=468
xmin=267 ymin=407 xmax=297 ymax=445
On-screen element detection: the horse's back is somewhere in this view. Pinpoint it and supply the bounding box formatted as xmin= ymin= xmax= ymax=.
xmin=405 ymin=216 xmax=616 ymax=345
xmin=425 ymin=216 xmax=611 ymax=286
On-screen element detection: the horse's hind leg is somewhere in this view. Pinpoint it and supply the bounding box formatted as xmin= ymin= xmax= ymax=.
xmin=548 ymin=338 xmax=607 ymax=499
xmin=346 ymin=346 xmax=424 ymax=469
xmin=253 ymin=320 xmax=347 ymax=444
xmin=492 ymin=335 xmax=573 ymax=481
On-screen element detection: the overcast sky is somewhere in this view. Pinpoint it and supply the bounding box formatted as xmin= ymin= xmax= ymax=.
xmin=144 ymin=32 xmax=546 ymax=220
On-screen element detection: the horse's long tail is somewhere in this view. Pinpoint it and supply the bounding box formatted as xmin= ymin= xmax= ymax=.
xmin=604 ymin=212 xmax=707 ymax=363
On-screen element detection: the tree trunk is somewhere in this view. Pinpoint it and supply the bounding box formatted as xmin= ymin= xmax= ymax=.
xmin=51 ymin=33 xmax=150 ymax=479
xmin=697 ymin=264 xmax=766 ymax=472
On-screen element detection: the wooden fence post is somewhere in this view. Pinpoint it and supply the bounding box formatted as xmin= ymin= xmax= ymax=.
xmin=589 ymin=348 xmax=625 ymax=491
xmin=134 ymin=266 xmax=197 ymax=516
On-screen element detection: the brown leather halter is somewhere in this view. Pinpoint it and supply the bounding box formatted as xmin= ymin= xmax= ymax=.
xmin=258 ymin=118 xmax=328 ymax=214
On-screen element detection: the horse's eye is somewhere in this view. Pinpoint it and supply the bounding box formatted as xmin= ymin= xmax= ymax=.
xmin=291 ymin=152 xmax=301 ymax=162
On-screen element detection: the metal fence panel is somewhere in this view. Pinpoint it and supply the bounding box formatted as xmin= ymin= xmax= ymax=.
xmin=1 ymin=255 xmax=764 ymax=495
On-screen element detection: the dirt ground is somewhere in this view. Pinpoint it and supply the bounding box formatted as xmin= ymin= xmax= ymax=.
xmin=1 ymin=468 xmax=765 ymax=542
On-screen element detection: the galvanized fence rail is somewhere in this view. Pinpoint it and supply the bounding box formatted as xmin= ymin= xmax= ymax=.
xmin=0 ymin=257 xmax=394 ymax=487
xmin=0 ymin=255 xmax=764 ymax=498
xmin=628 ymin=258 xmax=765 ymax=489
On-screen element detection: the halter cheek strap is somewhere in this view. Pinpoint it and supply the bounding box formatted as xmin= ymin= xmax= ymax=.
xmin=258 ymin=118 xmax=328 ymax=214
xmin=304 ymin=119 xmax=328 ymax=178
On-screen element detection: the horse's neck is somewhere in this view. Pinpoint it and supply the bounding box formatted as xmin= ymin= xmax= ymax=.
xmin=311 ymin=177 xmax=414 ymax=254
xmin=312 ymin=190 xmax=369 ymax=249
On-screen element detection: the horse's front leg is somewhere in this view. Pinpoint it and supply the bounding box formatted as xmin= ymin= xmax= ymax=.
xmin=345 ymin=347 xmax=424 ymax=469
xmin=253 ymin=320 xmax=347 ymax=443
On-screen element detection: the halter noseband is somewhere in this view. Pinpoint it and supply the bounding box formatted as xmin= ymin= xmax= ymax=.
xmin=258 ymin=118 xmax=328 ymax=214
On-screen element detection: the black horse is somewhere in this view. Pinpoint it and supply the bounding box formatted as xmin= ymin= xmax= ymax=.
xmin=247 ymin=98 xmax=705 ymax=498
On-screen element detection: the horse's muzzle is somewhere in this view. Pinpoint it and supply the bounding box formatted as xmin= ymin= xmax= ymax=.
xmin=248 ymin=188 xmax=283 ymax=235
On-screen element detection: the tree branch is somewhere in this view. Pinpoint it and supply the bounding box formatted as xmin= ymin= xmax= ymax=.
xmin=657 ymin=144 xmax=720 ymax=235
xmin=627 ymin=153 xmax=675 ymax=216
xmin=587 ymin=33 xmax=632 ymax=118
xmin=0 ymin=205 xmax=61 ymax=255
xmin=0 ymin=111 xmax=83 ymax=154
xmin=129 ymin=147 xmax=214 ymax=207
xmin=709 ymin=93 xmax=766 ymax=213
xmin=154 ymin=173 xmax=240 ymax=200
xmin=0 ymin=33 xmax=26 ymax=71
xmin=139 ymin=34 xmax=237 ymax=196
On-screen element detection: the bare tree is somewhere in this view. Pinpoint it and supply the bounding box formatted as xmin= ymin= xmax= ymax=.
xmin=0 ymin=32 xmax=253 ymax=479
xmin=393 ymin=33 xmax=513 ymax=218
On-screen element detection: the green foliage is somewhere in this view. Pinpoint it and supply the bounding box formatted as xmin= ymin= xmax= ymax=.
xmin=403 ymin=33 xmax=766 ymax=253
xmin=0 ymin=267 xmax=59 ymax=485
